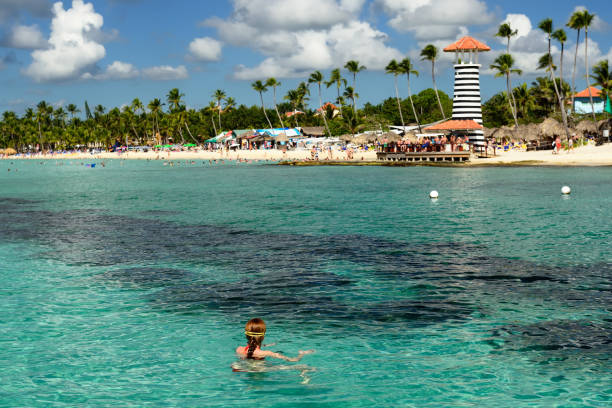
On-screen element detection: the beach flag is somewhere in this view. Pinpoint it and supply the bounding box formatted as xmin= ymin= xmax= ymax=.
xmin=606 ymin=95 xmax=612 ymax=114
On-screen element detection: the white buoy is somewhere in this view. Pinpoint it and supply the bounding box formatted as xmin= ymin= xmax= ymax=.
xmin=561 ymin=186 xmax=571 ymax=195
xmin=429 ymin=190 xmax=439 ymax=199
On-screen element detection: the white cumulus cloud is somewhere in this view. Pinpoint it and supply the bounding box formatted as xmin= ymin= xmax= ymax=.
xmin=188 ymin=37 xmax=222 ymax=61
xmin=205 ymin=0 xmax=401 ymax=79
xmin=376 ymin=0 xmax=494 ymax=43
xmin=23 ymin=0 xmax=106 ymax=82
xmin=82 ymin=61 xmax=139 ymax=80
xmin=5 ymin=24 xmax=47 ymax=49
xmin=142 ymin=65 xmax=188 ymax=80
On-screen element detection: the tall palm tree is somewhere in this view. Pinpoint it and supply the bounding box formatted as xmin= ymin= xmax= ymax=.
xmin=420 ymin=44 xmax=446 ymax=119
xmin=205 ymin=101 xmax=218 ymax=136
xmin=496 ymin=22 xmax=518 ymax=53
xmin=36 ymin=101 xmax=50 ymax=147
xmin=552 ymin=29 xmax=567 ymax=93
xmin=251 ymin=80 xmax=273 ymax=129
xmin=296 ymin=82 xmax=310 ymax=110
xmin=343 ymin=86 xmax=358 ymax=114
xmin=166 ymin=88 xmax=184 ymax=112
xmin=385 ymin=59 xmax=405 ymax=128
xmin=266 ymin=78 xmax=285 ymax=128
xmin=490 ymin=54 xmax=522 ymax=129
xmin=284 ymin=89 xmax=301 ymax=127
xmin=581 ymin=9 xmax=596 ymax=120
xmin=567 ymin=10 xmax=584 ymax=113
xmin=538 ymin=53 xmax=570 ymax=139
xmin=308 ymin=70 xmax=332 ymax=138
xmin=147 ymin=98 xmax=162 ymax=143
xmin=344 ymin=60 xmax=366 ymax=113
xmin=538 ymin=18 xmax=554 ymax=54
xmin=326 ymin=68 xmax=347 ymax=114
xmin=212 ymin=89 xmax=226 ymax=130
xmin=398 ymin=57 xmax=421 ymax=133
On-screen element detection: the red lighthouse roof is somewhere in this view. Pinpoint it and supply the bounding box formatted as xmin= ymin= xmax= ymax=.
xmin=444 ymin=36 xmax=491 ymax=52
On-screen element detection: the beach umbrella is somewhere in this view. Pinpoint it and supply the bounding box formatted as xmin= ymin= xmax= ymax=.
xmin=4 ymin=147 xmax=17 ymax=155
xmin=402 ymin=131 xmax=419 ymax=143
xmin=183 ymin=143 xmax=197 ymax=147
xmin=339 ymin=134 xmax=353 ymax=142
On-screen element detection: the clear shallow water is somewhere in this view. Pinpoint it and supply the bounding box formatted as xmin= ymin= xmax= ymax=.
xmin=0 ymin=159 xmax=610 ymax=407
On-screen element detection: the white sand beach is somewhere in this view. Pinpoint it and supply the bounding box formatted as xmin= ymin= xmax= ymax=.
xmin=3 ymin=142 xmax=612 ymax=166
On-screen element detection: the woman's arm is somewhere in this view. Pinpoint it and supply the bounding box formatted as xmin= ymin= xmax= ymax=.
xmin=262 ymin=349 xmax=315 ymax=362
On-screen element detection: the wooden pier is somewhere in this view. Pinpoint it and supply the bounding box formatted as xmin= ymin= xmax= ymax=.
xmin=376 ymin=151 xmax=471 ymax=163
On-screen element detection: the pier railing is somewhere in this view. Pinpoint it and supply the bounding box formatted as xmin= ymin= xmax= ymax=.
xmin=376 ymin=151 xmax=471 ymax=163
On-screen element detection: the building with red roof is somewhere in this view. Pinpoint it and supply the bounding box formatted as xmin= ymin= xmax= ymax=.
xmin=573 ymin=87 xmax=604 ymax=114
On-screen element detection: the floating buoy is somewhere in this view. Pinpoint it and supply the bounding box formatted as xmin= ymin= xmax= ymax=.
xmin=429 ymin=190 xmax=439 ymax=199
xmin=561 ymin=186 xmax=571 ymax=195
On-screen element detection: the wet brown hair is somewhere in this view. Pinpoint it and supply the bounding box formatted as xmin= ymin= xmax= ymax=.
xmin=245 ymin=318 xmax=266 ymax=359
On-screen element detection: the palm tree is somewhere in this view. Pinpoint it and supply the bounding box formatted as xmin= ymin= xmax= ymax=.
xmin=398 ymin=57 xmax=421 ymax=133
xmin=205 ymin=101 xmax=218 ymax=136
xmin=420 ymin=44 xmax=446 ymax=119
xmin=166 ymin=88 xmax=184 ymax=112
xmin=490 ymin=54 xmax=522 ymax=129
xmin=326 ymin=68 xmax=347 ymax=114
xmin=591 ymin=60 xmax=611 ymax=107
xmin=343 ymin=86 xmax=358 ymax=113
xmin=581 ymin=10 xmax=596 ymax=120
xmin=284 ymin=89 xmax=301 ymax=127
xmin=296 ymin=82 xmax=310 ymax=110
xmin=538 ymin=18 xmax=554 ymax=54
xmin=567 ymin=10 xmax=584 ymax=113
xmin=538 ymin=53 xmax=570 ymax=139
xmin=552 ymin=29 xmax=567 ymax=93
xmin=496 ymin=22 xmax=518 ymax=53
xmin=513 ymin=83 xmax=536 ymax=119
xmin=147 ymin=98 xmax=162 ymax=143
xmin=344 ymin=60 xmax=366 ymax=113
xmin=212 ymin=89 xmax=226 ymax=130
xmin=251 ymin=80 xmax=273 ymax=129
xmin=66 ymin=103 xmax=80 ymax=122
xmin=266 ymin=78 xmax=285 ymax=128
xmin=385 ymin=59 xmax=405 ymax=128
xmin=36 ymin=101 xmax=50 ymax=148
xmin=308 ymin=70 xmax=332 ymax=138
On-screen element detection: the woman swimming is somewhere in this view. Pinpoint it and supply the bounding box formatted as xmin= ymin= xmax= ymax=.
xmin=235 ymin=318 xmax=314 ymax=361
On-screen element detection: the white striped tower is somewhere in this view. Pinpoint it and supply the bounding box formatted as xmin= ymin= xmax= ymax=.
xmin=443 ymin=37 xmax=491 ymax=148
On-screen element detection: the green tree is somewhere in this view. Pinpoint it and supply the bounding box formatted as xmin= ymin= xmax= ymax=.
xmin=567 ymin=10 xmax=584 ymax=112
xmin=552 ymin=29 xmax=567 ymax=92
xmin=308 ymin=70 xmax=332 ymax=138
xmin=325 ymin=68 xmax=347 ymax=114
xmin=251 ymin=80 xmax=273 ymax=129
xmin=385 ymin=59 xmax=405 ymax=128
xmin=266 ymin=78 xmax=285 ymax=128
xmin=591 ymin=59 xmax=611 ymax=103
xmin=344 ymin=60 xmax=366 ymax=113
xmin=398 ymin=57 xmax=421 ymax=132
xmin=212 ymin=89 xmax=226 ymax=130
xmin=538 ymin=53 xmax=570 ymax=139
xmin=496 ymin=22 xmax=518 ymax=53
xmin=420 ymin=44 xmax=446 ymax=119
xmin=490 ymin=54 xmax=521 ymax=129
xmin=581 ymin=9 xmax=597 ymax=120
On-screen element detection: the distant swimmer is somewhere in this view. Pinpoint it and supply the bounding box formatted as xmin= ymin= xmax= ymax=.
xmin=235 ymin=318 xmax=314 ymax=362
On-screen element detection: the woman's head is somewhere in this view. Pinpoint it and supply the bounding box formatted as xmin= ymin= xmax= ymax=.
xmin=245 ymin=318 xmax=266 ymax=358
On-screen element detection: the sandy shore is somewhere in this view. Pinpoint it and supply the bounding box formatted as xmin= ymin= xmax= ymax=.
xmin=3 ymin=142 xmax=612 ymax=166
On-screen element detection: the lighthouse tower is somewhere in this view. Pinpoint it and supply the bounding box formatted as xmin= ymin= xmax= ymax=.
xmin=443 ymin=37 xmax=490 ymax=148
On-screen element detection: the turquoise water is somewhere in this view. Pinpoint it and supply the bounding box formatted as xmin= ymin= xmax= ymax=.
xmin=0 ymin=159 xmax=610 ymax=407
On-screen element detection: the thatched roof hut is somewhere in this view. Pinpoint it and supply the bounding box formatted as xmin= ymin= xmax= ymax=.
xmin=353 ymin=133 xmax=377 ymax=144
xmin=3 ymin=147 xmax=17 ymax=155
xmin=377 ymin=132 xmax=401 ymax=142
xmin=339 ymin=134 xmax=353 ymax=143
xmin=597 ymin=119 xmax=611 ymax=131
xmin=301 ymin=126 xmax=325 ymax=137
xmin=539 ymin=118 xmax=565 ymax=138
xmin=402 ymin=131 xmax=419 ymax=143
xmin=576 ymin=120 xmax=598 ymax=134
xmin=275 ymin=133 xmax=289 ymax=143
xmin=516 ymin=123 xmax=540 ymax=141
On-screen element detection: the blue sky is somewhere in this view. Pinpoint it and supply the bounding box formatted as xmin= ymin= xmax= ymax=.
xmin=0 ymin=0 xmax=610 ymax=115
